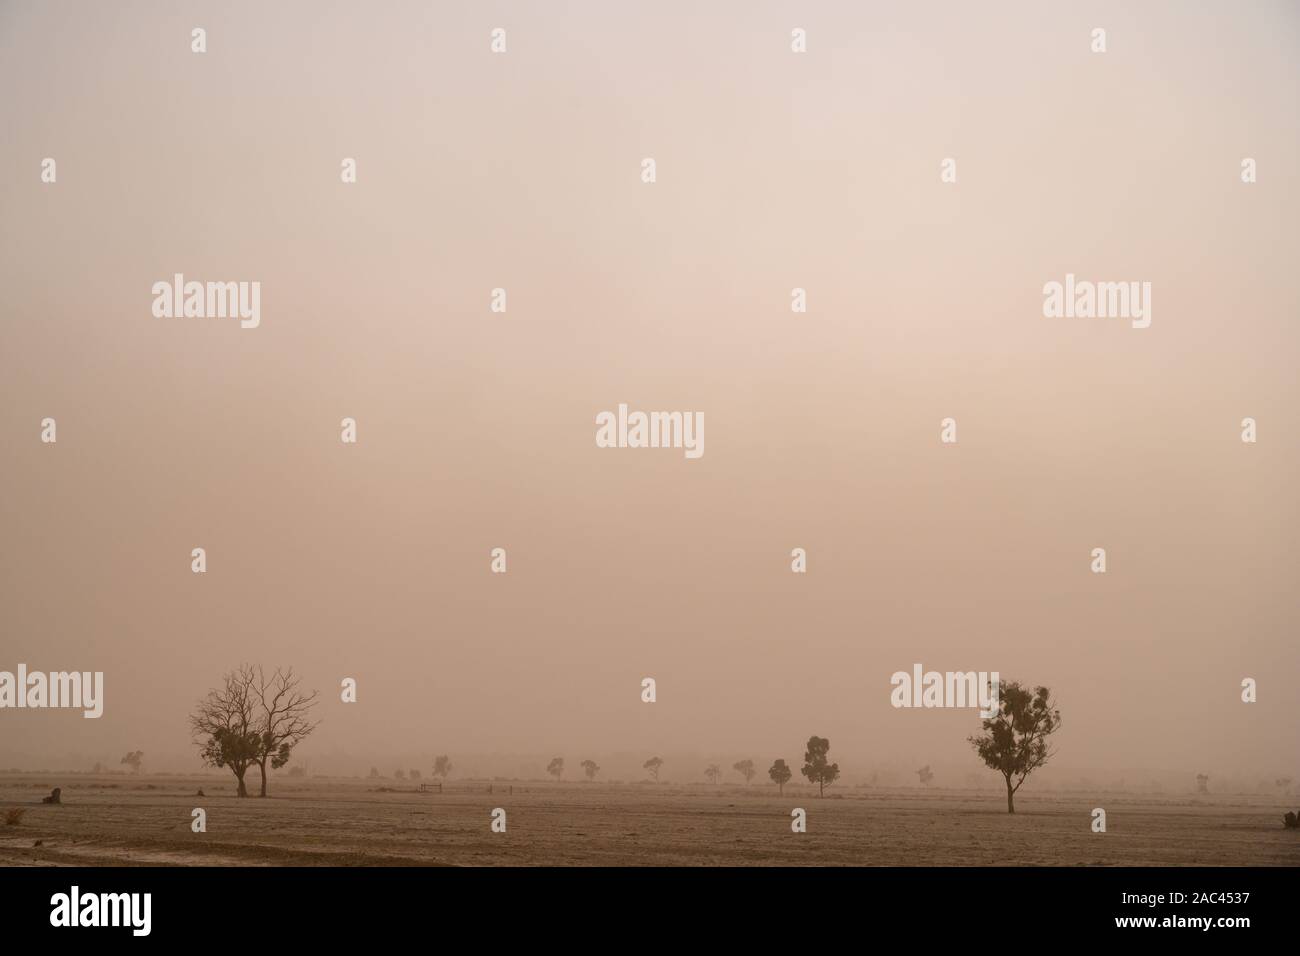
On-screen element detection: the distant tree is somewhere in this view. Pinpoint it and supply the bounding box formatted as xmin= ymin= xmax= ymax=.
xmin=801 ymin=736 xmax=840 ymax=797
xmin=410 ymin=769 xmax=421 ymax=781
xmin=395 ymin=768 xmax=406 ymax=780
xmin=190 ymin=665 xmax=261 ymax=798
xmin=733 ymin=759 xmax=757 ymax=784
xmin=287 ymin=766 xmax=306 ymax=778
xmin=120 ymin=751 xmax=144 ymax=774
xmin=581 ymin=759 xmax=600 ymax=782
xmin=705 ymin=764 xmax=721 ymax=785
xmin=547 ymin=757 xmax=564 ymax=781
xmin=1195 ymin=773 xmax=1209 ymax=794
xmin=968 ymin=680 xmax=1062 ymax=814
xmin=249 ymin=666 xmax=320 ymax=798
xmin=643 ymin=756 xmax=664 ymax=782
xmin=368 ymin=767 xmax=381 ymax=779
xmin=1277 ymin=777 xmax=1294 ymax=795
xmin=916 ymin=765 xmax=934 ymax=786
xmin=432 ymin=755 xmax=453 ymax=780
xmin=769 ymin=759 xmax=792 ymax=795
xmin=92 ymin=762 xmax=104 ymax=775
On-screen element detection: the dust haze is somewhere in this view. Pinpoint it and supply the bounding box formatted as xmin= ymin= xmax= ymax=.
xmin=1 ymin=1 xmax=1297 ymax=810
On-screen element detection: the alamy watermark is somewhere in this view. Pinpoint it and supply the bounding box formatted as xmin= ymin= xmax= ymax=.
xmin=890 ymin=664 xmax=999 ymax=717
xmin=50 ymin=886 xmax=150 ymax=936
xmin=152 ymin=274 xmax=260 ymax=329
xmin=596 ymin=404 xmax=704 ymax=459
xmin=1043 ymin=273 xmax=1151 ymax=328
xmin=0 ymin=665 xmax=103 ymax=718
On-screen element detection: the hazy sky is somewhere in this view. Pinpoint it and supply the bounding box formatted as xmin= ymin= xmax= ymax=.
xmin=1 ymin=1 xmax=1297 ymax=781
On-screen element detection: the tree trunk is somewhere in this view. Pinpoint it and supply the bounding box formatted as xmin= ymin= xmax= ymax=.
xmin=1005 ymin=779 xmax=1015 ymax=814
xmin=778 ymin=782 xmax=784 ymax=796
xmin=235 ymin=770 xmax=248 ymax=798
xmin=819 ymin=779 xmax=824 ymax=798
xmin=257 ymin=760 xmax=268 ymax=797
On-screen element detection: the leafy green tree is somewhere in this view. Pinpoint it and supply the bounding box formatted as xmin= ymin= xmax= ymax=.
xmin=801 ymin=736 xmax=840 ymax=797
xmin=769 ymin=758 xmax=792 ymax=795
xmin=968 ymin=681 xmax=1061 ymax=813
xmin=190 ymin=665 xmax=261 ymax=798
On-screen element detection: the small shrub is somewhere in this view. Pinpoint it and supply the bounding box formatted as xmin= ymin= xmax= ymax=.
xmin=4 ymin=807 xmax=26 ymax=826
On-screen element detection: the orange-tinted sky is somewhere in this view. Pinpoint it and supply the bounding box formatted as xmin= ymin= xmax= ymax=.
xmin=1 ymin=0 xmax=1296 ymax=782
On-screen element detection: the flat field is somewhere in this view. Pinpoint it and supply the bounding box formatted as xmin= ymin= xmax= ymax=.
xmin=1 ymin=773 xmax=1295 ymax=866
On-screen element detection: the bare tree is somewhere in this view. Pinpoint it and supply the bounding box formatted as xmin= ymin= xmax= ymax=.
xmin=705 ymin=764 xmax=722 ymax=785
xmin=190 ymin=665 xmax=260 ymax=798
xmin=250 ymin=666 xmax=320 ymax=798
xmin=733 ymin=759 xmax=757 ymax=784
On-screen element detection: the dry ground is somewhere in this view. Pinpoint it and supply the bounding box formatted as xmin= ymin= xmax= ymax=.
xmin=0 ymin=772 xmax=1295 ymax=866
